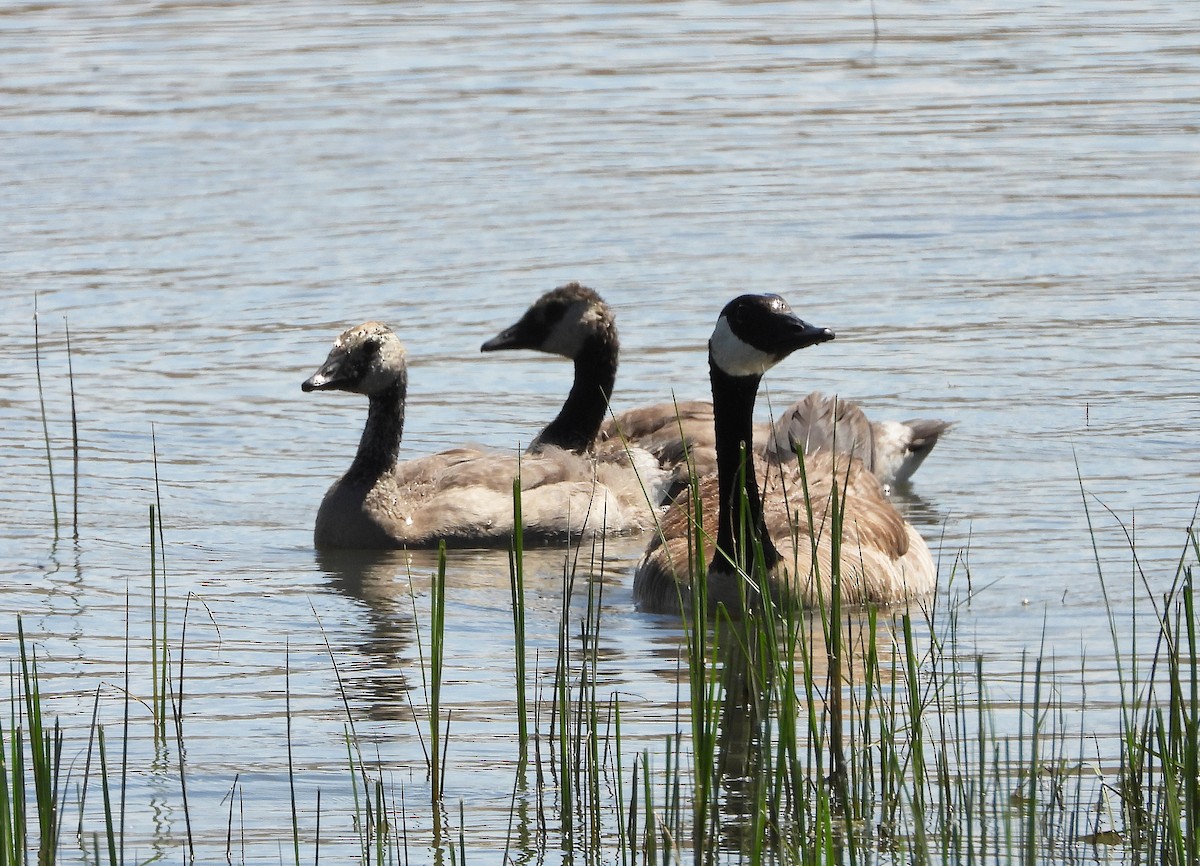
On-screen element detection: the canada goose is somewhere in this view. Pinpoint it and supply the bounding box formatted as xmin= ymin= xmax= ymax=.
xmin=484 ymin=284 xmax=949 ymax=495
xmin=302 ymin=321 xmax=662 ymax=549
xmin=632 ymin=295 xmax=937 ymax=615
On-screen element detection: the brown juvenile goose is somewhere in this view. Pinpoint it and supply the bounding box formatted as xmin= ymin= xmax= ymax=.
xmin=303 ymin=321 xmax=661 ymax=549
xmin=632 ymin=294 xmax=937 ymax=615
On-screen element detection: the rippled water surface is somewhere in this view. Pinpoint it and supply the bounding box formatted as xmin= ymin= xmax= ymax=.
xmin=2 ymin=0 xmax=1198 ymax=861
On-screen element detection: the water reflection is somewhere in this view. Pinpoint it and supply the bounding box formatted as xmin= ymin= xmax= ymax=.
xmin=889 ymin=485 xmax=953 ymax=542
xmin=313 ymin=539 xmax=651 ymax=725
xmin=314 ymin=547 xmax=417 ymax=721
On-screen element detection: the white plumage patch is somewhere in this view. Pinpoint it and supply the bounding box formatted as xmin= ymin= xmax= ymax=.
xmin=541 ymin=300 xmax=595 ymax=358
xmin=710 ymin=316 xmax=777 ymax=377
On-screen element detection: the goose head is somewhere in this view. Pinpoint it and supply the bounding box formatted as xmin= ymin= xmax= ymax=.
xmin=481 ymin=281 xmax=616 ymax=360
xmin=709 ymin=294 xmax=835 ymax=378
xmin=302 ymin=322 xmax=407 ymax=397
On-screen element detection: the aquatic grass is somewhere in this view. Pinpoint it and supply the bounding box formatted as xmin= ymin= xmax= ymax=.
xmin=552 ymin=537 xmax=577 ymax=850
xmin=149 ymin=433 xmax=171 ymax=746
xmin=579 ymin=533 xmax=608 ymax=861
xmin=509 ymin=476 xmax=531 ymax=768
xmin=1079 ymin=464 xmax=1200 ymax=862
xmin=648 ymin=440 xmax=1169 ymax=866
xmin=64 ymin=317 xmax=79 ymax=542
xmin=33 ymin=298 xmax=59 ymax=540
xmin=166 ymin=649 xmax=195 ymax=860
xmin=2 ymin=652 xmax=29 ymax=864
xmin=429 ymin=541 xmax=449 ymax=813
xmin=19 ymin=617 xmax=64 ymax=865
xmin=286 ymin=644 xmax=301 ymax=866
xmin=4 ymin=525 xmax=1199 ymax=864
xmin=148 ymin=505 xmax=166 ymax=746
xmin=1136 ymin=547 xmax=1200 ymax=866
xmin=312 ymin=598 xmax=397 ymax=863
xmin=93 ymin=725 xmax=118 ymax=866
xmin=29 ymin=308 xmax=84 ymax=548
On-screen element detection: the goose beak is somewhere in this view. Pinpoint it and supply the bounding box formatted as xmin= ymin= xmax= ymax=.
xmin=481 ymin=323 xmax=526 ymax=352
xmin=786 ymin=319 xmax=836 ymax=352
xmin=759 ymin=309 xmax=835 ymax=359
xmin=302 ymin=356 xmax=349 ymax=392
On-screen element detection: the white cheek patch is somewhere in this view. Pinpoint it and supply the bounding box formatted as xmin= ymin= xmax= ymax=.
xmin=541 ymin=301 xmax=591 ymax=358
xmin=710 ymin=316 xmax=776 ymax=377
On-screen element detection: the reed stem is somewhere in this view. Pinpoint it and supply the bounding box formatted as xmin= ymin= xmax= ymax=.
xmin=33 ymin=301 xmax=59 ymax=539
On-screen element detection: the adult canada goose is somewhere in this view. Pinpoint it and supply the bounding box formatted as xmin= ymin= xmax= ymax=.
xmin=632 ymin=295 xmax=937 ymax=615
xmin=484 ymin=283 xmax=950 ymax=494
xmin=302 ymin=321 xmax=662 ymax=549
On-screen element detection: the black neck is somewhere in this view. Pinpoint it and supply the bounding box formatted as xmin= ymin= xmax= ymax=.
xmin=347 ymin=374 xmax=407 ymax=482
xmin=710 ymin=357 xmax=781 ymax=575
xmin=533 ymin=336 xmax=617 ymax=453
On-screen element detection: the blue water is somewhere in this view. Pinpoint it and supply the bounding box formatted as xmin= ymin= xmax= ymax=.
xmin=1 ymin=0 xmax=1197 ymax=861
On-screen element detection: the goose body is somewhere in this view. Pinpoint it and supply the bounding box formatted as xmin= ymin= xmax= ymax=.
xmin=304 ymin=322 xmax=661 ymax=550
xmin=632 ymin=295 xmax=937 ymax=616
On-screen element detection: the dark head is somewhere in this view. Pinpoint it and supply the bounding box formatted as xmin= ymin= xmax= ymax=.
xmin=708 ymin=294 xmax=835 ymax=378
xmin=302 ymin=322 xmax=407 ymax=397
xmin=481 ymin=282 xmax=617 ymax=360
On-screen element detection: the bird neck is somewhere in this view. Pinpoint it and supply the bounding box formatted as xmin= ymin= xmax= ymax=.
xmin=534 ymin=335 xmax=617 ymax=454
xmin=710 ymin=357 xmax=781 ymax=576
xmin=348 ymin=374 xmax=407 ymax=482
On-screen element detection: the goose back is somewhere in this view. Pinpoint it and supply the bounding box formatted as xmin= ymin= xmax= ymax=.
xmin=604 ymin=391 xmax=951 ymax=493
xmin=762 ymin=391 xmax=953 ymax=488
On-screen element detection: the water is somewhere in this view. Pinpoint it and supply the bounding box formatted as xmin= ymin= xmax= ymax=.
xmin=2 ymin=0 xmax=1198 ymax=860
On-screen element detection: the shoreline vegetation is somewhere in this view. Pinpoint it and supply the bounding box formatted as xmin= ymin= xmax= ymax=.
xmin=6 ymin=472 xmax=1199 ymax=864
xmin=10 ymin=323 xmax=1199 ymax=864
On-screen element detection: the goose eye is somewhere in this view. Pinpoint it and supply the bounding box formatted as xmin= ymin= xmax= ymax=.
xmin=362 ymin=339 xmax=381 ymax=356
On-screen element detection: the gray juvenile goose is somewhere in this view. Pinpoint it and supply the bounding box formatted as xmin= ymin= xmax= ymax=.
xmin=632 ymin=295 xmax=937 ymax=615
xmin=303 ymin=321 xmax=661 ymax=549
